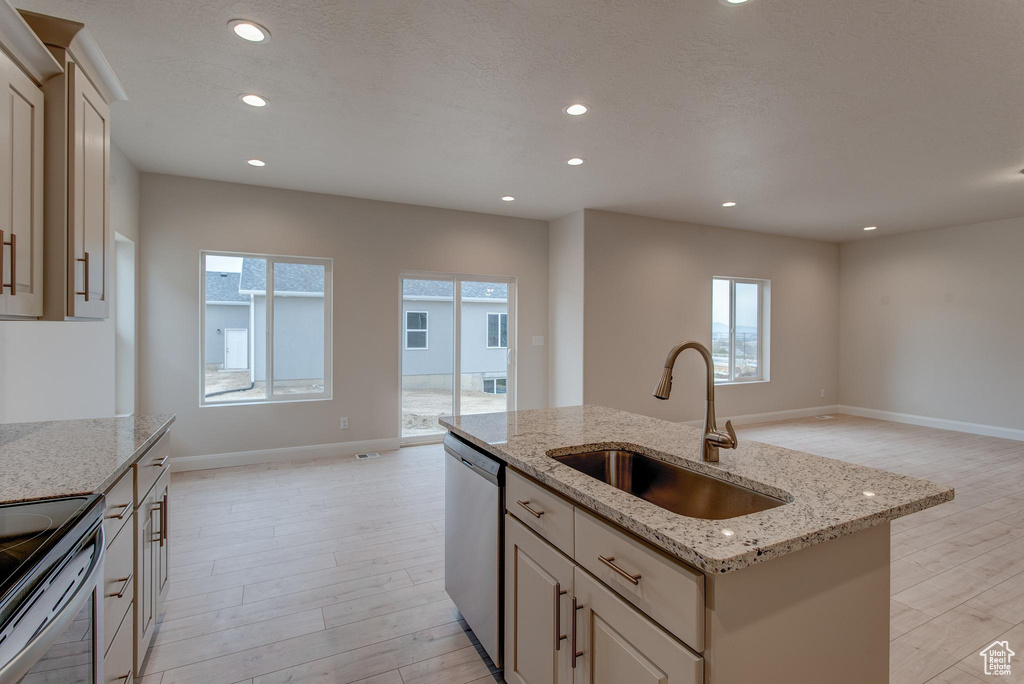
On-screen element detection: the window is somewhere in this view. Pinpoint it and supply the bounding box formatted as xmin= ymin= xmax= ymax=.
xmin=405 ymin=311 xmax=428 ymax=349
xmin=201 ymin=251 xmax=332 ymax=405
xmin=487 ymin=312 xmax=508 ymax=348
xmin=712 ymin=277 xmax=769 ymax=384
xmin=483 ymin=377 xmax=507 ymax=394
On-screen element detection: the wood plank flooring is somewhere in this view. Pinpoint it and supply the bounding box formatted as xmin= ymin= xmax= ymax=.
xmin=146 ymin=414 xmax=1024 ymax=684
xmin=741 ymin=414 xmax=1024 ymax=684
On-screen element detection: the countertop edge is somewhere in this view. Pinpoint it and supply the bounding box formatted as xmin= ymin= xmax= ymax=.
xmin=93 ymin=415 xmax=176 ymax=497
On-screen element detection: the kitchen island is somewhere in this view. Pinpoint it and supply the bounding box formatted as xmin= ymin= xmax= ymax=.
xmin=441 ymin=405 xmax=954 ymax=684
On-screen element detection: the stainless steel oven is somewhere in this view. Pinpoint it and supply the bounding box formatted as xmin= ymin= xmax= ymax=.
xmin=0 ymin=495 xmax=105 ymax=684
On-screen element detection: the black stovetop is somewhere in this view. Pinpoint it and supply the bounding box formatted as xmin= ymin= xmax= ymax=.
xmin=0 ymin=496 xmax=99 ymax=615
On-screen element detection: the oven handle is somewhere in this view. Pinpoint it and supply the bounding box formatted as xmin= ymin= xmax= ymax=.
xmin=0 ymin=526 xmax=105 ymax=684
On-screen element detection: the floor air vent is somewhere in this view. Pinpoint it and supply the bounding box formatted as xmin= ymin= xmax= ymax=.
xmin=356 ymin=452 xmax=381 ymax=460
xmin=814 ymin=415 xmax=834 ymax=420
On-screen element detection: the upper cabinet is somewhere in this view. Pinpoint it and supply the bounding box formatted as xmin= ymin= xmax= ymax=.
xmin=18 ymin=9 xmax=126 ymax=320
xmin=0 ymin=3 xmax=59 ymax=319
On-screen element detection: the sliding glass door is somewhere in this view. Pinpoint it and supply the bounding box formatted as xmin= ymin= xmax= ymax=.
xmin=400 ymin=274 xmax=515 ymax=440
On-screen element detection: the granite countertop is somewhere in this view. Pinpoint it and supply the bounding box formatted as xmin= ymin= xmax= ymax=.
xmin=440 ymin=405 xmax=954 ymax=574
xmin=0 ymin=415 xmax=176 ymax=504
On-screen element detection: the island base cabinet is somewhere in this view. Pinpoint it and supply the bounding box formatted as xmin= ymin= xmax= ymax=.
xmin=505 ymin=514 xmax=574 ymax=684
xmin=573 ymin=569 xmax=703 ymax=684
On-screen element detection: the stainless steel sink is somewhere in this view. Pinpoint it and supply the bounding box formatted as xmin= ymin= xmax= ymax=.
xmin=551 ymin=449 xmax=786 ymax=520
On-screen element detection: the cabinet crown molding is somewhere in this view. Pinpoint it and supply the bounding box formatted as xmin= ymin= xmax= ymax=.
xmin=0 ymin=0 xmax=62 ymax=83
xmin=18 ymin=9 xmax=127 ymax=102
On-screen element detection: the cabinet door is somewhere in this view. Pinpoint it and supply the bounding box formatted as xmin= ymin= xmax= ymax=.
xmin=135 ymin=484 xmax=157 ymax=674
xmin=67 ymin=61 xmax=110 ymax=319
xmin=154 ymin=467 xmax=170 ymax=622
xmin=505 ymin=514 xmax=574 ymax=684
xmin=572 ymin=568 xmax=703 ymax=684
xmin=0 ymin=52 xmax=44 ymax=317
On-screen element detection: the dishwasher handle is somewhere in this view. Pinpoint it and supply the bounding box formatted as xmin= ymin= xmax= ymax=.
xmin=443 ymin=433 xmax=502 ymax=485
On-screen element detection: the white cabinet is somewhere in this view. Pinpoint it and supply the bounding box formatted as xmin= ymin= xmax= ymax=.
xmin=505 ymin=513 xmax=702 ymax=684
xmin=505 ymin=514 xmax=574 ymax=684
xmin=135 ymin=465 xmax=169 ymax=674
xmin=18 ymin=10 xmax=126 ymax=320
xmin=0 ymin=10 xmax=50 ymax=319
xmin=573 ymin=568 xmax=703 ymax=684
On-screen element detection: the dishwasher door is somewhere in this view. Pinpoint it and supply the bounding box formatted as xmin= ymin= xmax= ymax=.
xmin=444 ymin=433 xmax=503 ymax=667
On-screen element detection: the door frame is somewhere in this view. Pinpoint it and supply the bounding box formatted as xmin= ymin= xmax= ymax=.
xmin=398 ymin=270 xmax=517 ymax=445
xmin=223 ymin=328 xmax=249 ymax=370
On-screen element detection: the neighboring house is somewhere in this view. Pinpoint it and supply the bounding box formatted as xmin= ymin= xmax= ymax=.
xmin=204 ymin=260 xmax=326 ymax=386
xmin=402 ymin=280 xmax=509 ymax=393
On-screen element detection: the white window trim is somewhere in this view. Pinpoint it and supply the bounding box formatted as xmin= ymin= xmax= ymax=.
xmin=712 ymin=276 xmax=770 ymax=385
xmin=486 ymin=312 xmax=509 ymax=349
xmin=483 ymin=377 xmax=508 ymax=395
xmin=200 ymin=250 xmax=333 ymax=407
xmin=405 ymin=310 xmax=429 ymax=350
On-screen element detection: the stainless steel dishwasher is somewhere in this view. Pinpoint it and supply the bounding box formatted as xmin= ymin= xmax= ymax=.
xmin=443 ymin=432 xmax=504 ymax=667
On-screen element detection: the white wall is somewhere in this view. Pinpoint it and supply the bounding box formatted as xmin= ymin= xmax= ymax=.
xmin=839 ymin=217 xmax=1024 ymax=432
xmin=0 ymin=143 xmax=139 ymax=423
xmin=548 ymin=211 xmax=585 ymax=407
xmin=138 ymin=174 xmax=548 ymax=458
xmin=581 ymin=210 xmax=840 ymax=424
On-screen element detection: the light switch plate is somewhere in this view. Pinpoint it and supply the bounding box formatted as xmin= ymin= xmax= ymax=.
xmin=339 ymin=417 xmax=349 ymax=429
xmin=532 ymin=336 xmax=544 ymax=346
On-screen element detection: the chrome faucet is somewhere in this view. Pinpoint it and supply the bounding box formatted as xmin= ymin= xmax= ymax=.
xmin=653 ymin=340 xmax=738 ymax=463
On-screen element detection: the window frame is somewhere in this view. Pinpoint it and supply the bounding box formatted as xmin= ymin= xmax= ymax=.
xmin=486 ymin=312 xmax=509 ymax=349
xmin=405 ymin=310 xmax=429 ymax=350
xmin=483 ymin=377 xmax=508 ymax=395
xmin=200 ymin=250 xmax=333 ymax=407
xmin=712 ymin=276 xmax=770 ymax=385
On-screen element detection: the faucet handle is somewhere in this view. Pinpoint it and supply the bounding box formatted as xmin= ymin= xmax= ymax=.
xmin=724 ymin=420 xmax=738 ymax=449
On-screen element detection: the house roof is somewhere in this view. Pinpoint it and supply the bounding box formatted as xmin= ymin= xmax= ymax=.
xmin=205 ymin=272 xmax=247 ymax=302
xmin=239 ymin=259 xmax=325 ymax=295
xmin=403 ymin=280 xmax=507 ymax=300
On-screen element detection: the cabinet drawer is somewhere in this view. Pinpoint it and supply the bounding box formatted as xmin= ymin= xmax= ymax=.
xmin=135 ymin=432 xmax=169 ymax=506
xmin=103 ymin=469 xmax=134 ymax=544
xmin=575 ymin=508 xmax=705 ymax=652
xmin=507 ymin=470 xmax=575 ymax=556
xmin=102 ymin=514 xmax=134 ymax=656
xmin=103 ymin=602 xmax=134 ymax=684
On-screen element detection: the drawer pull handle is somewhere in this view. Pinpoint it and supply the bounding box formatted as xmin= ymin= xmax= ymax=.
xmin=75 ymin=251 xmax=89 ymax=300
xmin=598 ymin=555 xmax=641 ymax=585
xmin=571 ymin=597 xmax=584 ymax=669
xmin=150 ymin=456 xmax=169 ymax=467
xmin=106 ymin=573 xmax=133 ymax=598
xmin=1 ymin=230 xmax=14 ymax=295
xmin=516 ymin=500 xmax=544 ymax=518
xmin=554 ymin=582 xmax=567 ymax=651
xmin=115 ymin=670 xmax=132 ymax=683
xmin=104 ymin=503 xmax=131 ymax=520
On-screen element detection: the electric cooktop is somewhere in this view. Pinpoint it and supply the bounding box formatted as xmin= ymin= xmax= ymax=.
xmin=0 ymin=497 xmax=98 ymax=616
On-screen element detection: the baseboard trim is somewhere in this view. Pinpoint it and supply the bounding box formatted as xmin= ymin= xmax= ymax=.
xmin=681 ymin=405 xmax=841 ymax=428
xmin=835 ymin=405 xmax=1024 ymax=442
xmin=171 ymin=437 xmax=404 ymax=472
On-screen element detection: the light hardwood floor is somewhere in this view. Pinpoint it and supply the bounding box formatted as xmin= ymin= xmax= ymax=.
xmin=147 ymin=414 xmax=1024 ymax=684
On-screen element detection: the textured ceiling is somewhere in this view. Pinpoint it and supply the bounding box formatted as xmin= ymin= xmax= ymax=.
xmin=17 ymin=0 xmax=1024 ymax=241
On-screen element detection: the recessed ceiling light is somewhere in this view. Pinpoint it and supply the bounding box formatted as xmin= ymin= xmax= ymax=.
xmin=722 ymin=0 xmax=751 ymax=4
xmin=722 ymin=201 xmax=737 ymax=207
xmin=863 ymin=491 xmax=876 ymax=497
xmin=566 ymin=157 xmax=584 ymax=166
xmin=501 ymin=196 xmax=515 ymax=202
xmin=564 ymin=104 xmax=589 ymax=116
xmin=240 ymin=94 xmax=268 ymax=107
xmin=863 ymin=226 xmax=877 ymax=231
xmin=247 ymin=159 xmax=266 ymax=167
xmin=722 ymin=529 xmax=735 ymax=537
xmin=229 ymin=19 xmax=270 ymax=42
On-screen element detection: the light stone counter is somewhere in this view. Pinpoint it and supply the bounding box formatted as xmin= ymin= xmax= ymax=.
xmin=440 ymin=405 xmax=953 ymax=574
xmin=0 ymin=415 xmax=175 ymax=503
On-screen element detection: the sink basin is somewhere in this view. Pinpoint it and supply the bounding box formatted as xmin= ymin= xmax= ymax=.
xmin=551 ymin=449 xmax=786 ymax=520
